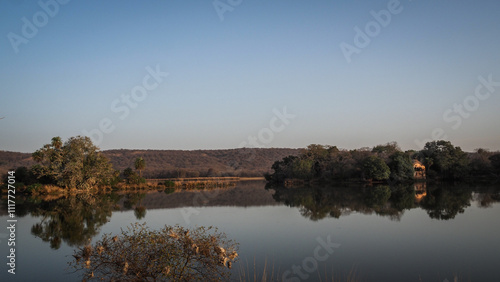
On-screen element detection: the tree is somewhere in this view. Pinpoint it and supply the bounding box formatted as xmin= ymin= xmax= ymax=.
xmin=31 ymin=136 xmax=64 ymax=184
xmin=372 ymin=142 xmax=400 ymax=162
xmin=469 ymin=148 xmax=493 ymax=176
xmin=329 ymin=150 xmax=356 ymax=180
xmin=362 ymin=156 xmax=390 ymax=181
xmin=134 ymin=157 xmax=146 ymax=178
xmin=70 ymin=223 xmax=238 ymax=281
xmin=123 ymin=167 xmax=142 ymax=185
xmin=388 ymin=151 xmax=414 ymax=182
xmin=31 ymin=136 xmax=114 ymax=190
xmin=489 ymin=153 xmax=500 ymax=174
xmin=292 ymin=158 xmax=314 ymax=180
xmin=420 ymin=140 xmax=469 ymax=180
xmin=300 ymin=144 xmax=338 ymax=179
xmin=266 ymin=155 xmax=298 ymax=183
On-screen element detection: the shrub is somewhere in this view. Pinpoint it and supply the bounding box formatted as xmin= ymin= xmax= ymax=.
xmin=69 ymin=223 xmax=238 ymax=281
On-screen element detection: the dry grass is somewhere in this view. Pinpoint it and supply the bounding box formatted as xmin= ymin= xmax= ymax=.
xmin=238 ymin=259 xmax=361 ymax=282
xmin=238 ymin=257 xmax=280 ymax=282
xmin=174 ymin=180 xmax=237 ymax=190
xmin=31 ymin=184 xmax=66 ymax=195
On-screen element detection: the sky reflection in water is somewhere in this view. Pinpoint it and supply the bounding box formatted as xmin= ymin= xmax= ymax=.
xmin=1 ymin=181 xmax=500 ymax=281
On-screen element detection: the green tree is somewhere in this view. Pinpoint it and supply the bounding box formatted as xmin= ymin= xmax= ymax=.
xmin=292 ymin=158 xmax=314 ymax=180
xmin=388 ymin=151 xmax=414 ymax=182
xmin=420 ymin=140 xmax=469 ymax=180
xmin=329 ymin=150 xmax=356 ymax=180
xmin=134 ymin=157 xmax=146 ymax=178
xmin=266 ymin=155 xmax=298 ymax=183
xmin=123 ymin=167 xmax=141 ymax=184
xmin=469 ymin=148 xmax=493 ymax=176
xmin=372 ymin=142 xmax=400 ymax=162
xmin=489 ymin=153 xmax=500 ymax=174
xmin=31 ymin=136 xmax=64 ymax=184
xmin=301 ymin=144 xmax=338 ymax=179
xmin=31 ymin=136 xmax=114 ymax=190
xmin=362 ymin=156 xmax=390 ymax=181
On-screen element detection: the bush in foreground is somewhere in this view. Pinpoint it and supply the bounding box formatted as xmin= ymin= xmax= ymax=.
xmin=69 ymin=223 xmax=238 ymax=281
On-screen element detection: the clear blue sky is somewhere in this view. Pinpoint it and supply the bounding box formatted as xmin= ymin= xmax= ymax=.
xmin=1 ymin=0 xmax=499 ymax=153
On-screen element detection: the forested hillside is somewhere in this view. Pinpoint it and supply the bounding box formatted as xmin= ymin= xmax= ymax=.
xmin=0 ymin=148 xmax=300 ymax=178
xmin=0 ymin=151 xmax=34 ymax=177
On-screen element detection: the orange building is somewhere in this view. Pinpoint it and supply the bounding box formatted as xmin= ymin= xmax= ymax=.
xmin=413 ymin=160 xmax=426 ymax=179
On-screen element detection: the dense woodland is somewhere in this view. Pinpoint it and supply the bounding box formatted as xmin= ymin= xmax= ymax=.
xmin=266 ymin=141 xmax=500 ymax=184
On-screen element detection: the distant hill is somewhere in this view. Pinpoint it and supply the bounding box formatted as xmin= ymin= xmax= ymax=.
xmin=0 ymin=151 xmax=34 ymax=176
xmin=0 ymin=148 xmax=300 ymax=178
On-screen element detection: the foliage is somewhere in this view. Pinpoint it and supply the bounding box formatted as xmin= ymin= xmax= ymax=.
xmin=372 ymin=141 xmax=401 ymax=162
xmin=468 ymin=149 xmax=494 ymax=177
xmin=69 ymin=223 xmax=238 ymax=281
xmin=265 ymin=155 xmax=298 ymax=183
xmin=388 ymin=151 xmax=414 ymax=182
xmin=31 ymin=136 xmax=114 ymax=190
xmin=267 ymin=140 xmax=498 ymax=185
xmin=134 ymin=157 xmax=146 ymax=178
xmin=291 ymin=158 xmax=314 ymax=180
xmin=123 ymin=167 xmax=145 ymax=185
xmin=362 ymin=156 xmax=390 ymax=181
xmin=13 ymin=166 xmax=37 ymax=185
xmin=418 ymin=140 xmax=469 ymax=180
xmin=2 ymin=148 xmax=301 ymax=181
xmin=489 ymin=153 xmax=500 ymax=173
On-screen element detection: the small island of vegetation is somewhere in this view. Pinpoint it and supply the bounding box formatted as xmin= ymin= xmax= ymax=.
xmin=2 ymin=137 xmax=499 ymax=195
xmin=265 ymin=141 xmax=500 ymax=185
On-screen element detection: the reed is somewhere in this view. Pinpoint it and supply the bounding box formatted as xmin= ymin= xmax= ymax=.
xmin=237 ymin=257 xmax=280 ymax=282
xmin=237 ymin=258 xmax=360 ymax=282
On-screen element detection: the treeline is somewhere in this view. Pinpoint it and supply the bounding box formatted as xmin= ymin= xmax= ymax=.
xmin=266 ymin=141 xmax=500 ymax=184
xmin=0 ymin=136 xmax=300 ymax=193
xmin=4 ymin=137 xmax=500 ymax=192
xmin=0 ymin=147 xmax=300 ymax=180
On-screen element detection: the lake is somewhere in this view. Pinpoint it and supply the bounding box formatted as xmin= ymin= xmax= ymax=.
xmin=1 ymin=180 xmax=500 ymax=281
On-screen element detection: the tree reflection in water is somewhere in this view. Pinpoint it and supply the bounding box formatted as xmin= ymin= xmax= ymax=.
xmin=28 ymin=194 xmax=121 ymax=249
xmin=8 ymin=183 xmax=500 ymax=250
xmin=419 ymin=186 xmax=472 ymax=220
xmin=267 ymin=183 xmax=500 ymax=221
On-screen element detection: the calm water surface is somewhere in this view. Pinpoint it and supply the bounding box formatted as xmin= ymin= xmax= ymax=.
xmin=1 ymin=181 xmax=499 ymax=281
